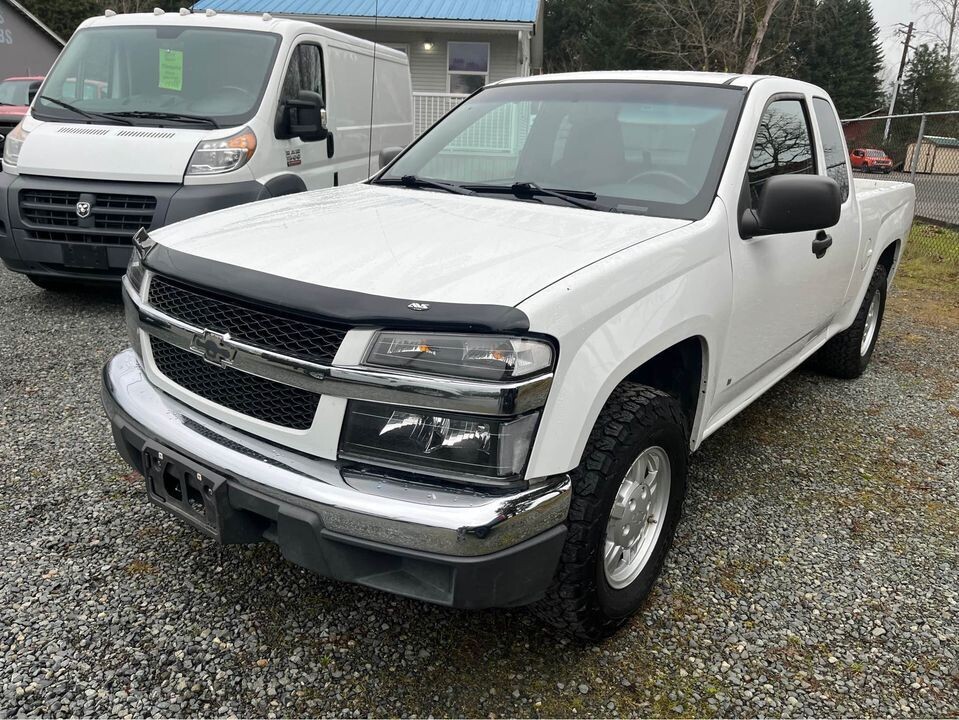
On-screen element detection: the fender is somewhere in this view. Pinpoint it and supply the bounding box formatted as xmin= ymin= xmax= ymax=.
xmin=520 ymin=204 xmax=733 ymax=478
xmin=265 ymin=174 xmax=307 ymax=198
xmin=833 ymin=182 xmax=915 ymax=333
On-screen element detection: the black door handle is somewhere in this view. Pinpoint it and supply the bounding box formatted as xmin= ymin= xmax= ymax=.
xmin=812 ymin=230 xmax=833 ymax=259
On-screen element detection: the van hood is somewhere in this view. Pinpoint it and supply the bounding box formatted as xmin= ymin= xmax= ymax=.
xmin=16 ymin=122 xmax=214 ymax=183
xmin=150 ymin=184 xmax=690 ymax=308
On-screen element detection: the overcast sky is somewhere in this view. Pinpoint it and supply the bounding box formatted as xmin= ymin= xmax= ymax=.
xmin=870 ymin=0 xmax=927 ymax=84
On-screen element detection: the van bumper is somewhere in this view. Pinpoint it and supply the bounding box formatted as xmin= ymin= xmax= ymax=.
xmin=0 ymin=173 xmax=269 ymax=282
xmin=101 ymin=350 xmax=571 ymax=608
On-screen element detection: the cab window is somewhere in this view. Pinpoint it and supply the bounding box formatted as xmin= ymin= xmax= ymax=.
xmin=746 ymin=98 xmax=815 ymax=207
xmin=813 ymin=97 xmax=850 ymax=202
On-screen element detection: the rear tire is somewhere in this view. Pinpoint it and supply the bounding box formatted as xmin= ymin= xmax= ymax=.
xmin=811 ymin=264 xmax=887 ymax=379
xmin=533 ymin=383 xmax=688 ymax=641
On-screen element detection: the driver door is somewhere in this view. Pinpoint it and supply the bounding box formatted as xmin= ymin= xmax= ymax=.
xmin=272 ymin=41 xmax=333 ymax=191
xmin=717 ymin=96 xmax=843 ymax=401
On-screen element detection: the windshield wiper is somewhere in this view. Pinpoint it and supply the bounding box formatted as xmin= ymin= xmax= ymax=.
xmin=102 ymin=110 xmax=219 ymax=128
xmin=377 ymin=175 xmax=475 ymax=196
xmin=507 ymin=182 xmax=615 ymax=212
xmin=38 ymin=96 xmax=133 ymax=125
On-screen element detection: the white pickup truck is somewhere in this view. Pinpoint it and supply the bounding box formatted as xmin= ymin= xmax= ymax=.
xmin=102 ymin=71 xmax=915 ymax=640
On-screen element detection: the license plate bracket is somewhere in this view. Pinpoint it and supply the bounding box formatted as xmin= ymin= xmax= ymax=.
xmin=142 ymin=445 xmax=227 ymax=538
xmin=62 ymin=244 xmax=108 ymax=270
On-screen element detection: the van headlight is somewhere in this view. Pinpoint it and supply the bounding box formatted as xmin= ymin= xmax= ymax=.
xmin=340 ymin=401 xmax=539 ymax=481
xmin=186 ymin=127 xmax=256 ymax=175
xmin=2 ymin=120 xmax=30 ymax=167
xmin=365 ymin=332 xmax=554 ymax=381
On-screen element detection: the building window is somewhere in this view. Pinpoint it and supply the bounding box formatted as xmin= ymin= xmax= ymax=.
xmin=448 ymin=41 xmax=489 ymax=95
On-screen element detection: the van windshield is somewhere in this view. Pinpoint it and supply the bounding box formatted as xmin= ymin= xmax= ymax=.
xmin=377 ymin=81 xmax=745 ymax=220
xmin=34 ymin=26 xmax=281 ymax=128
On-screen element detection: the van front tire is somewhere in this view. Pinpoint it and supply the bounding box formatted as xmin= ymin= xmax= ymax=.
xmin=534 ymin=384 xmax=688 ymax=641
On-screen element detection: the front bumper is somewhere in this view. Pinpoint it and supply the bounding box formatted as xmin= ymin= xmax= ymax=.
xmin=102 ymin=350 xmax=571 ymax=608
xmin=0 ymin=173 xmax=269 ymax=281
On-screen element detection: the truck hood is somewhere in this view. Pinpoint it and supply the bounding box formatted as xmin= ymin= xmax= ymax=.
xmin=16 ymin=122 xmax=214 ymax=183
xmin=150 ymin=184 xmax=690 ymax=307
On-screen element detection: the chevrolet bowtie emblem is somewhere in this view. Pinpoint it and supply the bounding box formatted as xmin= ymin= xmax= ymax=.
xmin=192 ymin=330 xmax=236 ymax=367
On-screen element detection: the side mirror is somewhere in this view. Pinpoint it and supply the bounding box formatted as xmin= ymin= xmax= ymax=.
xmin=378 ymin=146 xmax=404 ymax=169
xmin=741 ymin=174 xmax=841 ymax=238
xmin=28 ymin=84 xmax=40 ymax=104
xmin=281 ymin=90 xmax=328 ymax=142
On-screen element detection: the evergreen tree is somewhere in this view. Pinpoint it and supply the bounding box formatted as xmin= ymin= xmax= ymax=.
xmin=899 ymin=43 xmax=959 ymax=113
xmin=798 ymin=0 xmax=884 ymax=117
xmin=21 ymin=0 xmax=183 ymax=41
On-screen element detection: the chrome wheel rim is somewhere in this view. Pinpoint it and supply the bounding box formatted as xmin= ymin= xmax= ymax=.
xmin=860 ymin=291 xmax=881 ymax=357
xmin=603 ymin=446 xmax=671 ymax=590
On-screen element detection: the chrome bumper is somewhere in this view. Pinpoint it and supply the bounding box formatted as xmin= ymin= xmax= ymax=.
xmin=102 ymin=350 xmax=571 ymax=557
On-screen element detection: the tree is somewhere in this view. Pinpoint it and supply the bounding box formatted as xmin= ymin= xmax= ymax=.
xmin=914 ymin=0 xmax=959 ymax=66
xmin=899 ymin=42 xmax=959 ymax=112
xmin=544 ymin=0 xmax=657 ymax=72
xmin=20 ymin=0 xmax=182 ymax=41
xmin=800 ymin=0 xmax=883 ymax=118
xmin=630 ymin=0 xmax=807 ymax=74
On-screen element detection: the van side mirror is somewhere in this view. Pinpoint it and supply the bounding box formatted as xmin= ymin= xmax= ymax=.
xmin=28 ymin=83 xmax=40 ymax=104
xmin=379 ymin=146 xmax=404 ymax=169
xmin=740 ymin=175 xmax=841 ymax=238
xmin=280 ymin=90 xmax=328 ymax=142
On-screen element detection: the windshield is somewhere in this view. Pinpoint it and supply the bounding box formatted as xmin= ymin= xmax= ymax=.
xmin=378 ymin=81 xmax=745 ymax=219
xmin=34 ymin=26 xmax=281 ymax=127
xmin=0 ymin=79 xmax=36 ymax=105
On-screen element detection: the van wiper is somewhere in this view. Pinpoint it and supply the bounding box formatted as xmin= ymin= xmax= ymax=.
xmin=38 ymin=96 xmax=133 ymax=125
xmin=508 ymin=182 xmax=614 ymax=212
xmin=378 ymin=175 xmax=475 ymax=196
xmin=103 ymin=111 xmax=219 ymax=128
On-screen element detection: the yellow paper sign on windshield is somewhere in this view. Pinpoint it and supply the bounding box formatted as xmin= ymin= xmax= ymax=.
xmin=158 ymin=48 xmax=183 ymax=91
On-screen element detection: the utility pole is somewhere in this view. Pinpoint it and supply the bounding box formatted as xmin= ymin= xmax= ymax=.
xmin=884 ymin=21 xmax=914 ymax=142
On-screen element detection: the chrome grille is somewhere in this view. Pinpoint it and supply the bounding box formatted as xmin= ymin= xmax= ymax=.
xmin=150 ymin=338 xmax=320 ymax=430
xmin=148 ymin=275 xmax=346 ymax=364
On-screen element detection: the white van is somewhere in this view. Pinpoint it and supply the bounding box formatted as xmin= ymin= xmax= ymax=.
xmin=0 ymin=10 xmax=412 ymax=287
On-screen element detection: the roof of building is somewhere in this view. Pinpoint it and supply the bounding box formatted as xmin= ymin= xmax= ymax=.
xmin=4 ymin=0 xmax=65 ymax=46
xmin=191 ymin=0 xmax=540 ymax=23
xmin=923 ymin=135 xmax=959 ymax=148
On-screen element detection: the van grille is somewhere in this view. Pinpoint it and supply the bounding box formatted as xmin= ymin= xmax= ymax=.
xmin=148 ymin=275 xmax=347 ymax=364
xmin=150 ymin=338 xmax=320 ymax=430
xmin=19 ymin=189 xmax=157 ymax=244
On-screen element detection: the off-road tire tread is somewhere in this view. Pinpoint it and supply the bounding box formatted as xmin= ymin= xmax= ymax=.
xmin=533 ymin=383 xmax=686 ymax=641
xmin=812 ymin=264 xmax=887 ymax=379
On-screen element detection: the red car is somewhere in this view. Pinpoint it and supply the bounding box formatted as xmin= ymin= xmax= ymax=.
xmin=0 ymin=76 xmax=43 ymax=147
xmin=850 ymin=148 xmax=893 ymax=173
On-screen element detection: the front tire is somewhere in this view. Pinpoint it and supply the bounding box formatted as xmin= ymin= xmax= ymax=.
xmin=812 ymin=264 xmax=887 ymax=378
xmin=534 ymin=384 xmax=688 ymax=641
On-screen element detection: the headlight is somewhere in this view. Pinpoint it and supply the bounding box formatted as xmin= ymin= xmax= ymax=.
xmin=126 ymin=243 xmax=146 ymax=293
xmin=340 ymin=401 xmax=539 ymax=481
xmin=2 ymin=120 xmax=30 ymax=167
xmin=365 ymin=332 xmax=553 ymax=381
xmin=186 ymin=127 xmax=256 ymax=175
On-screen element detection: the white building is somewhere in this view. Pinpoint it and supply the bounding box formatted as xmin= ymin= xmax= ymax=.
xmin=192 ymin=0 xmax=544 ymax=135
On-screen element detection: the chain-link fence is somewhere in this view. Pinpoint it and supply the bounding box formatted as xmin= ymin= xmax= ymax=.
xmin=841 ymin=111 xmax=959 ymax=264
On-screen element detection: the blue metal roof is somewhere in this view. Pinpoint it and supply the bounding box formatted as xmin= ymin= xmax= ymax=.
xmin=191 ymin=0 xmax=540 ymax=22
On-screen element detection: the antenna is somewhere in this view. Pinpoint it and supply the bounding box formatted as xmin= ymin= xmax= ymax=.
xmin=367 ymin=0 xmax=379 ymax=177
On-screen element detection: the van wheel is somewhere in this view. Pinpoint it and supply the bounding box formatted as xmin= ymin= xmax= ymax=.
xmin=812 ymin=264 xmax=887 ymax=379
xmin=533 ymin=383 xmax=688 ymax=641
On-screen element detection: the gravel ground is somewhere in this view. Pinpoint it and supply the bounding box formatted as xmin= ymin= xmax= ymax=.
xmin=1 ymin=261 xmax=957 ymax=718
